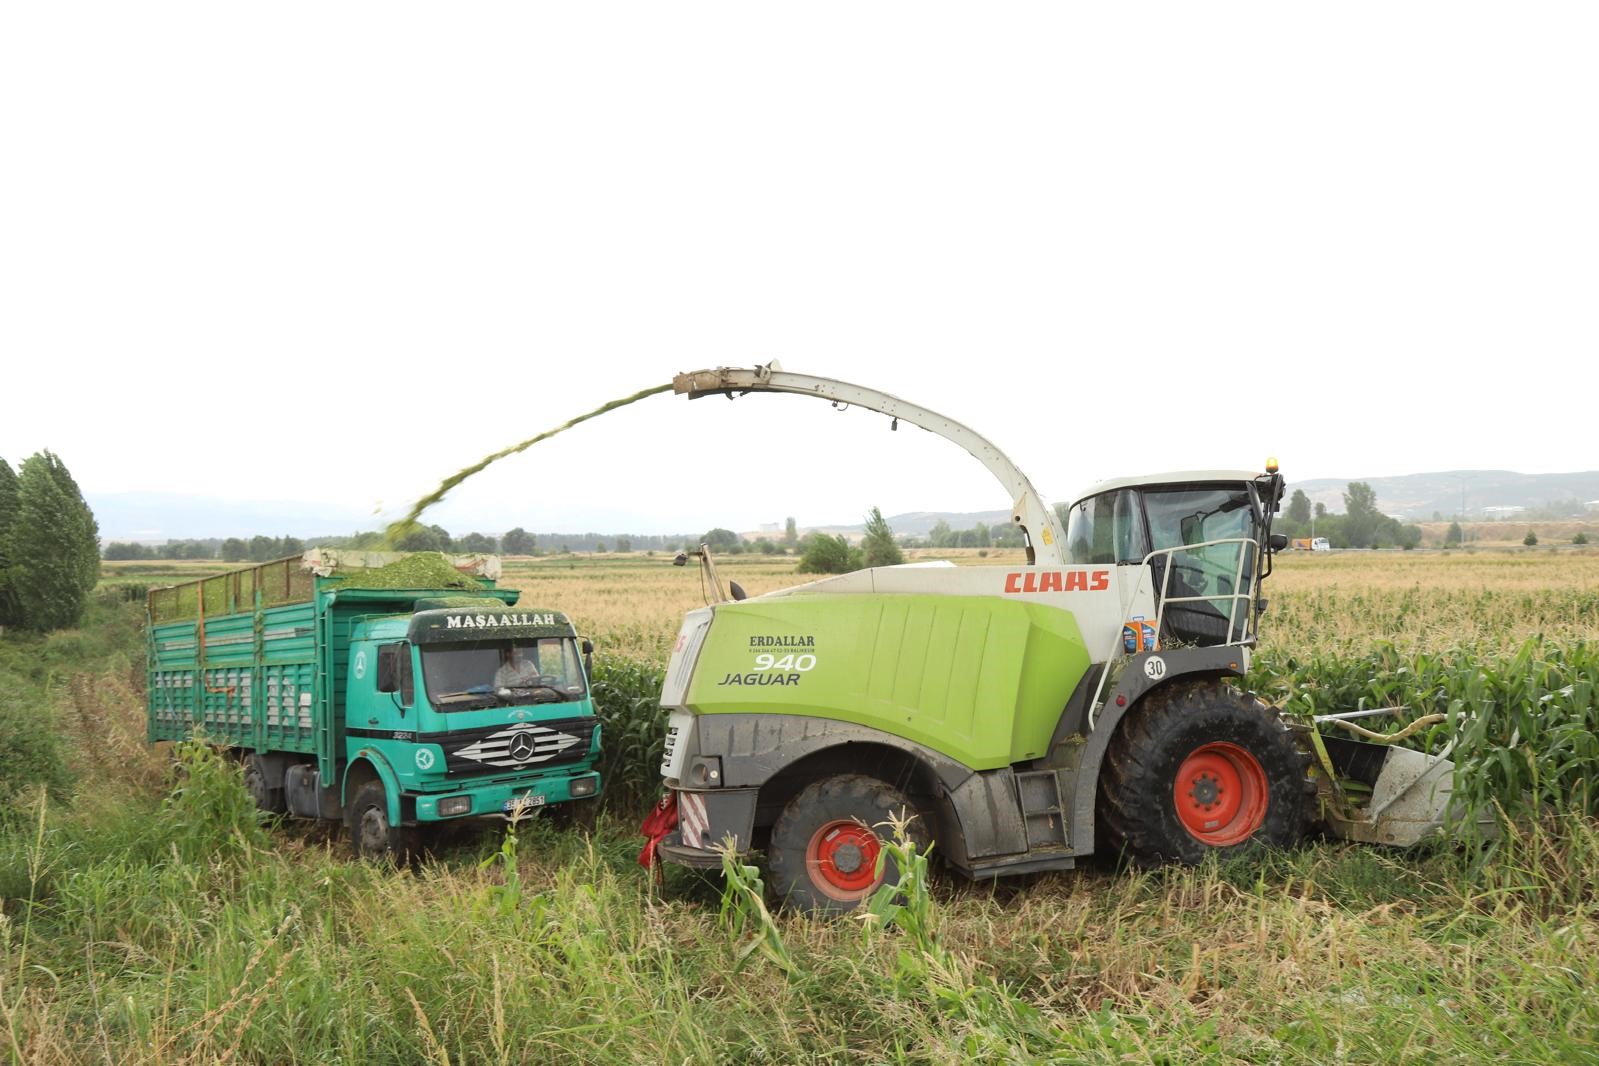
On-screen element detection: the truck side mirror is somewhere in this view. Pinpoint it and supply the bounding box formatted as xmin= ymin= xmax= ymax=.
xmin=376 ymin=645 xmax=400 ymax=693
xmin=581 ymin=638 xmax=594 ymax=679
xmin=1268 ymin=534 xmax=1288 ymax=553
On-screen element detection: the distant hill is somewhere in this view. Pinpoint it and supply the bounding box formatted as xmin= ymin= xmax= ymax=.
xmin=809 ymin=471 xmax=1599 ymax=539
xmin=89 ymin=471 xmax=1599 ymax=544
xmin=86 ymin=492 xmax=378 ymax=542
xmin=795 ymin=509 xmax=1013 ymax=540
xmin=1285 ymin=470 xmax=1599 ymax=520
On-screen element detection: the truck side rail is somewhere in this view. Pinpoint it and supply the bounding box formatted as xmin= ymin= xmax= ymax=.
xmin=148 ymin=555 xmax=315 ymax=624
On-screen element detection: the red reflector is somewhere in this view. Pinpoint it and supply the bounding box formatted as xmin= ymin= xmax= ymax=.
xmin=1116 ymin=694 xmax=1127 ymax=707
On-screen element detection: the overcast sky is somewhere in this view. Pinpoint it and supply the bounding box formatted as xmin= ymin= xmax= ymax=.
xmin=3 ymin=3 xmax=1594 ymax=537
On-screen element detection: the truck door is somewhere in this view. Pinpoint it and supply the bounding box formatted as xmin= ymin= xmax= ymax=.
xmin=354 ymin=640 xmax=416 ymax=739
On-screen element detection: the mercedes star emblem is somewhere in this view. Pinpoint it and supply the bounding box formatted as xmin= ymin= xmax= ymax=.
xmin=508 ymin=731 xmax=538 ymax=762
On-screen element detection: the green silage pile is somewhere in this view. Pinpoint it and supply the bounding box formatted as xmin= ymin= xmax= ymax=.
xmin=328 ymin=552 xmax=484 ymax=590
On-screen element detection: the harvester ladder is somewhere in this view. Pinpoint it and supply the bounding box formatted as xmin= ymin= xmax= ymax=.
xmin=1015 ymin=769 xmax=1071 ymax=848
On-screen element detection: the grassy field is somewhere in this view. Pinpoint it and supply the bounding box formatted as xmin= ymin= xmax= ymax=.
xmin=6 ymin=549 xmax=1595 ymax=1063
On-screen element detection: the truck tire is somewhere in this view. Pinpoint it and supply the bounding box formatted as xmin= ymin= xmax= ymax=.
xmin=1097 ymin=681 xmax=1305 ymax=866
xmin=768 ymin=774 xmax=929 ymax=916
xmin=549 ymin=797 xmax=600 ymax=833
xmin=243 ymin=754 xmax=286 ymax=815
xmin=347 ymin=780 xmax=419 ymax=862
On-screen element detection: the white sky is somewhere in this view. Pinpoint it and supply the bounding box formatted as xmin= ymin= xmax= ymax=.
xmin=3 ymin=3 xmax=1595 ymax=536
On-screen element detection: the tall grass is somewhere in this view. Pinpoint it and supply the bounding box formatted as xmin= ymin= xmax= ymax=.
xmin=7 ymin=787 xmax=1596 ymax=1062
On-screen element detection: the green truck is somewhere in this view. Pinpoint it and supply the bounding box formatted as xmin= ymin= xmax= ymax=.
xmin=146 ymin=550 xmax=601 ymax=857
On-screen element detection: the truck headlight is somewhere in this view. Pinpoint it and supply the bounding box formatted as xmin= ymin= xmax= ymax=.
xmin=570 ymin=778 xmax=596 ymax=798
xmin=438 ymin=796 xmax=472 ymax=817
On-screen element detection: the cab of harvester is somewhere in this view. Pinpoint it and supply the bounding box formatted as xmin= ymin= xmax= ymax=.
xmin=1061 ymin=466 xmax=1286 ymax=648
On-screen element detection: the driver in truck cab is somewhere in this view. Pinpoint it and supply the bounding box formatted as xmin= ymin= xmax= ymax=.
xmin=493 ymin=646 xmax=540 ymax=688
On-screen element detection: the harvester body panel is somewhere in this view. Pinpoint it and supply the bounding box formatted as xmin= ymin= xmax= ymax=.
xmin=680 ymin=592 xmax=1093 ymax=770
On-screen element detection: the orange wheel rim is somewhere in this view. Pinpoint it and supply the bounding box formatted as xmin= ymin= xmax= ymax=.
xmin=1174 ymin=742 xmax=1268 ymax=846
xmin=805 ymin=819 xmax=883 ymax=901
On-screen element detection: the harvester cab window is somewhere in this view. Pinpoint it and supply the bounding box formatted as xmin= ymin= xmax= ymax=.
xmin=422 ymin=638 xmax=587 ymax=712
xmin=1066 ymin=490 xmax=1148 ymax=565
xmin=1142 ymin=486 xmax=1259 ymax=645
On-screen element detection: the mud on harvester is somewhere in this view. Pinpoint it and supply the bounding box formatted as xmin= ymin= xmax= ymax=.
xmin=642 ymin=365 xmax=1488 ymax=914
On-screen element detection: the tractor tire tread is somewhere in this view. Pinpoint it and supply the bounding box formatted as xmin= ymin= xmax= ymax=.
xmin=768 ymin=773 xmax=928 ymax=916
xmin=1097 ymin=680 xmax=1305 ymax=867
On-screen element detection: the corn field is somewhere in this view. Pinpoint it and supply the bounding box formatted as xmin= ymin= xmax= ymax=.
xmin=3 ymin=548 xmax=1590 ymax=1062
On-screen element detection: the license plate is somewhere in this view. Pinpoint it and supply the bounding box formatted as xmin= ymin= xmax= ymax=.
xmin=503 ymin=793 xmax=546 ymax=812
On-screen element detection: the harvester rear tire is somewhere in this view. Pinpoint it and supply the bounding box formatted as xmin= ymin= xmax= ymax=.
xmin=1097 ymin=681 xmax=1305 ymax=866
xmin=769 ymin=774 xmax=929 ymax=916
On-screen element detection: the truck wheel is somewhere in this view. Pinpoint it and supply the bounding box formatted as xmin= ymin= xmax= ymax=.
xmin=243 ymin=754 xmax=286 ymax=815
xmin=550 ymin=798 xmax=599 ymax=833
xmin=1097 ymin=682 xmax=1305 ymax=866
xmin=347 ymin=780 xmax=419 ymax=862
xmin=768 ymin=775 xmax=929 ymax=916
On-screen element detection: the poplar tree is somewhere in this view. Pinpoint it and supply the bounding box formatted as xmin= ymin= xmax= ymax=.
xmin=0 ymin=459 xmax=18 ymax=626
xmin=41 ymin=451 xmax=101 ymax=596
xmin=7 ymin=452 xmax=101 ymax=632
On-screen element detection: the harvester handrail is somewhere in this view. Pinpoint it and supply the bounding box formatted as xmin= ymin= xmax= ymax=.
xmin=1087 ymin=536 xmax=1263 ymax=731
xmin=672 ymin=364 xmax=1068 ymax=566
xmin=1143 ymin=535 xmax=1262 ymax=647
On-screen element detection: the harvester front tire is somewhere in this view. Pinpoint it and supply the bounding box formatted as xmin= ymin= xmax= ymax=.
xmin=347 ymin=780 xmax=419 ymax=863
xmin=1097 ymin=682 xmax=1304 ymax=866
xmin=768 ymin=774 xmax=929 ymax=916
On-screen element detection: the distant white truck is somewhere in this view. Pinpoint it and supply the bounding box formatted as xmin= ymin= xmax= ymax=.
xmin=1289 ymin=537 xmax=1331 ymax=551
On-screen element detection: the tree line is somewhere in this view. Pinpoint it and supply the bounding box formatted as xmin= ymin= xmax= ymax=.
xmin=0 ymin=452 xmax=101 ymax=632
xmin=104 ymin=516 xmax=819 ymax=561
xmin=1277 ymin=483 xmax=1424 ymax=550
xmin=103 ymin=520 xmax=809 ymax=561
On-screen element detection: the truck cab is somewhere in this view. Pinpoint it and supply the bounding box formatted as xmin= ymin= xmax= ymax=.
xmin=341 ymin=605 xmax=601 ymax=842
xmin=146 ymin=551 xmax=602 ymax=861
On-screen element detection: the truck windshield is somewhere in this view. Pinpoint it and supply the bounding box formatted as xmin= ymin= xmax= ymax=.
xmin=421 ymin=638 xmax=586 ymax=712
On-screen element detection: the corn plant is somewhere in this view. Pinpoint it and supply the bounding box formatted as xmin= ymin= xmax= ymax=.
xmin=1257 ymin=637 xmax=1599 ymax=824
xmin=587 ymin=654 xmax=669 ymax=813
xmin=715 ymin=835 xmax=793 ymax=975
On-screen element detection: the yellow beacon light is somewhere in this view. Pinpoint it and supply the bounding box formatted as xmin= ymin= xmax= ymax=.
xmin=1266 ymin=456 xmax=1279 ymax=474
